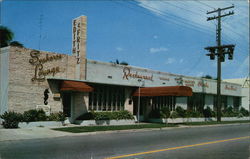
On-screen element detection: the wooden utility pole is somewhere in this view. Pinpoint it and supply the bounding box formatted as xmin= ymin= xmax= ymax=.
xmin=205 ymin=5 xmax=235 ymax=122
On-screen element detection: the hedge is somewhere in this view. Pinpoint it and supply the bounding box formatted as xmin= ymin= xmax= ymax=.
xmin=0 ymin=110 xmax=66 ymax=128
xmin=76 ymin=110 xmax=134 ymax=120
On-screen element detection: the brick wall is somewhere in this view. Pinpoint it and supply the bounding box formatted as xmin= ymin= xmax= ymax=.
xmin=8 ymin=46 xmax=82 ymax=113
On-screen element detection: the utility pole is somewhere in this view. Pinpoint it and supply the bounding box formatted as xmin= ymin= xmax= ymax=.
xmin=205 ymin=5 xmax=235 ymax=122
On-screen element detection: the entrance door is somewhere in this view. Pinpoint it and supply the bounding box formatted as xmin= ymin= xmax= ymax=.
xmin=62 ymin=93 xmax=71 ymax=117
xmin=133 ymin=97 xmax=149 ymax=121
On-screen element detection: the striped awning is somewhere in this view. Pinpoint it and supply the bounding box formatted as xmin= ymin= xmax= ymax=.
xmin=133 ymin=86 xmax=192 ymax=97
xmin=60 ymin=80 xmax=94 ymax=92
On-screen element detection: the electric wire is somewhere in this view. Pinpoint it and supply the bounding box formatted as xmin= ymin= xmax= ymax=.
xmin=127 ymin=1 xmax=215 ymax=36
xmin=195 ymin=0 xmax=215 ymax=9
xmin=115 ymin=1 xmax=248 ymax=68
xmin=161 ymin=1 xmax=204 ymax=18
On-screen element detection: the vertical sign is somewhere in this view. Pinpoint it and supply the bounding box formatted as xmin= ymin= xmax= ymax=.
xmin=72 ymin=16 xmax=87 ymax=64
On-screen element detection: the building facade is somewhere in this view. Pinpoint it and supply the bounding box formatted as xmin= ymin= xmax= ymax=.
xmin=224 ymin=78 xmax=249 ymax=111
xmin=0 ymin=16 xmax=243 ymax=123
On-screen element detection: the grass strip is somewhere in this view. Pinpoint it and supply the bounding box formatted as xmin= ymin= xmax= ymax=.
xmin=53 ymin=123 xmax=176 ymax=133
xmin=182 ymin=120 xmax=250 ymax=125
xmin=53 ymin=120 xmax=250 ymax=133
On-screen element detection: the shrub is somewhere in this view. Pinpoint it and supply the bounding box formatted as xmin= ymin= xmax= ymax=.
xmin=222 ymin=106 xmax=238 ymax=117
xmin=237 ymin=113 xmax=244 ymax=118
xmin=93 ymin=112 xmax=110 ymax=120
xmin=148 ymin=109 xmax=161 ymax=118
xmin=160 ymin=107 xmax=170 ymax=118
xmin=203 ymin=107 xmax=213 ymax=118
xmin=211 ymin=110 xmax=216 ymax=117
xmin=239 ymin=107 xmax=249 ymax=117
xmin=48 ymin=112 xmax=66 ymax=121
xmin=0 ymin=111 xmax=22 ymax=128
xmin=114 ymin=110 xmax=134 ymax=120
xmin=169 ymin=111 xmax=178 ymax=119
xmin=186 ymin=110 xmax=203 ymax=118
xmin=76 ymin=112 xmax=94 ymax=120
xmin=76 ymin=110 xmax=134 ymax=120
xmin=175 ymin=106 xmax=186 ymax=118
xmin=22 ymin=109 xmax=47 ymax=122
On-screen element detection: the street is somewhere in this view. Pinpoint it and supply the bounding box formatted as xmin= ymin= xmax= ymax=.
xmin=0 ymin=124 xmax=249 ymax=159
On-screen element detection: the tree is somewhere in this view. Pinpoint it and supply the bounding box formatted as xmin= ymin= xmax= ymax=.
xmin=201 ymin=75 xmax=217 ymax=80
xmin=110 ymin=59 xmax=129 ymax=65
xmin=10 ymin=41 xmax=24 ymax=47
xmin=120 ymin=61 xmax=128 ymax=66
xmin=202 ymin=75 xmax=213 ymax=79
xmin=0 ymin=26 xmax=14 ymax=48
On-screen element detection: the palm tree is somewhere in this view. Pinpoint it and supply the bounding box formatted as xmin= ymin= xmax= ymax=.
xmin=0 ymin=26 xmax=14 ymax=48
xmin=10 ymin=41 xmax=23 ymax=47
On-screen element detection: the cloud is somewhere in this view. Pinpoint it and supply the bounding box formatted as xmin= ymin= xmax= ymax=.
xmin=179 ymin=59 xmax=184 ymax=63
xmin=116 ymin=47 xmax=123 ymax=52
xmin=153 ymin=35 xmax=158 ymax=39
xmin=150 ymin=47 xmax=168 ymax=53
xmin=165 ymin=58 xmax=175 ymax=64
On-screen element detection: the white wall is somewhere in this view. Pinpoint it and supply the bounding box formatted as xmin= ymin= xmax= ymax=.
xmin=86 ymin=60 xmax=242 ymax=97
xmin=70 ymin=92 xmax=88 ymax=122
xmin=224 ymin=78 xmax=249 ymax=111
xmin=241 ymin=88 xmax=249 ymax=110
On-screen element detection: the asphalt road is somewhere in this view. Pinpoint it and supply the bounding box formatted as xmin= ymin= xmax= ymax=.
xmin=0 ymin=124 xmax=249 ymax=159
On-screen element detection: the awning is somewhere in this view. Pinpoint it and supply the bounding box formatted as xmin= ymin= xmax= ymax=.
xmin=133 ymin=86 xmax=192 ymax=97
xmin=60 ymin=80 xmax=94 ymax=92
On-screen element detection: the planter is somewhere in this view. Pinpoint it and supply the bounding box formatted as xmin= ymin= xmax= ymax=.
xmin=149 ymin=117 xmax=249 ymax=124
xmin=221 ymin=117 xmax=250 ymax=121
xmin=18 ymin=121 xmax=64 ymax=128
xmin=148 ymin=118 xmax=167 ymax=123
xmin=75 ymin=119 xmax=135 ymax=126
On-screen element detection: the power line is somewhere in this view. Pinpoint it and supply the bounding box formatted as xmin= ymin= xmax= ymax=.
xmin=195 ymin=0 xmax=215 ymax=9
xmin=161 ymin=1 xmax=204 ymax=18
xmin=127 ymin=1 xmax=215 ymax=36
xmin=115 ymin=2 xmax=248 ymax=55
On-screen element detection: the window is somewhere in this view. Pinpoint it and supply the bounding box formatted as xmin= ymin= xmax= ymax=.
xmin=233 ymin=96 xmax=241 ymax=109
xmin=188 ymin=93 xmax=205 ymax=112
xmin=88 ymin=84 xmax=126 ymax=111
xmin=151 ymin=96 xmax=176 ymax=111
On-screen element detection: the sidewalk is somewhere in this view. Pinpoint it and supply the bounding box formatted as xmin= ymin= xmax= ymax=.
xmin=0 ymin=126 xmax=70 ymax=142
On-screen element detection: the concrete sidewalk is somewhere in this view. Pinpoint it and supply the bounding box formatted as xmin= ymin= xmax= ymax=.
xmin=0 ymin=127 xmax=71 ymax=142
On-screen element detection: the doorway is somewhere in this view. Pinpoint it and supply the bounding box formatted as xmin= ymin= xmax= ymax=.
xmin=62 ymin=92 xmax=71 ymax=117
xmin=133 ymin=97 xmax=150 ymax=121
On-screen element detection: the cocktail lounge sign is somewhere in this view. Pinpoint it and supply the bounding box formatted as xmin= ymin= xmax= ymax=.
xmin=29 ymin=50 xmax=63 ymax=82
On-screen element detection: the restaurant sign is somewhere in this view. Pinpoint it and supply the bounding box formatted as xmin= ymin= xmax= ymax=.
xmin=29 ymin=50 xmax=63 ymax=82
xmin=123 ymin=67 xmax=153 ymax=81
xmin=225 ymin=85 xmax=237 ymax=91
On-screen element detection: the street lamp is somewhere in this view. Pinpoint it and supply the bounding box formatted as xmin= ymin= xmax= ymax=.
xmin=137 ymin=79 xmax=145 ymax=123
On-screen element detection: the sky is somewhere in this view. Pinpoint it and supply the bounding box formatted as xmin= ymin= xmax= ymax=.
xmin=1 ymin=0 xmax=249 ymax=79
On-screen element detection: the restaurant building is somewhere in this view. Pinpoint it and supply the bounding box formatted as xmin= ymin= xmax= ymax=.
xmin=0 ymin=16 xmax=243 ymax=123
xmin=224 ymin=77 xmax=249 ymax=111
